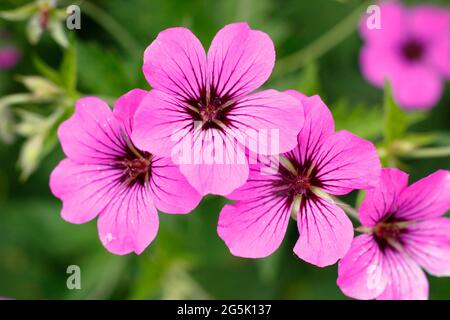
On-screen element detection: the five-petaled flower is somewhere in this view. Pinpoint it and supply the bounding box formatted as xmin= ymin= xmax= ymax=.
xmin=50 ymin=89 xmax=202 ymax=255
xmin=131 ymin=22 xmax=304 ymax=196
xmin=360 ymin=2 xmax=450 ymax=109
xmin=337 ymin=168 xmax=450 ymax=300
xmin=217 ymin=91 xmax=381 ymax=267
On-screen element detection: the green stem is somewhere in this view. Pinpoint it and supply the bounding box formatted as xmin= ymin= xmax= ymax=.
xmin=402 ymin=146 xmax=450 ymax=159
xmin=272 ymin=0 xmax=370 ymax=78
xmin=331 ymin=196 xmax=359 ymax=221
xmin=80 ymin=1 xmax=141 ymax=57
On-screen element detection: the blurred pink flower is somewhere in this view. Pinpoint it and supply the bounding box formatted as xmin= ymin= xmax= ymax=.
xmin=360 ymin=2 xmax=450 ymax=110
xmin=132 ymin=23 xmax=304 ymax=196
xmin=337 ymin=168 xmax=450 ymax=300
xmin=217 ymin=91 xmax=381 ymax=267
xmin=50 ymin=89 xmax=202 ymax=255
xmin=0 ymin=46 xmax=20 ymax=70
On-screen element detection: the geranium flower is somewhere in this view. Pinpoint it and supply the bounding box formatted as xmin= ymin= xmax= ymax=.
xmin=337 ymin=168 xmax=450 ymax=300
xmin=132 ymin=23 xmax=304 ymax=196
xmin=360 ymin=2 xmax=450 ymax=109
xmin=50 ymin=89 xmax=202 ymax=255
xmin=0 ymin=46 xmax=20 ymax=70
xmin=217 ymin=91 xmax=381 ymax=267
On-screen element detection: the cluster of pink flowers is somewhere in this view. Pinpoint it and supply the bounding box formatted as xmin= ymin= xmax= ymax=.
xmin=50 ymin=6 xmax=450 ymax=300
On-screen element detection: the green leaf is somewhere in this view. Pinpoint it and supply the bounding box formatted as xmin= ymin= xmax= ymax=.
xmin=32 ymin=54 xmax=62 ymax=86
xmin=60 ymin=35 xmax=78 ymax=95
xmin=0 ymin=3 xmax=37 ymax=21
xmin=383 ymin=81 xmax=408 ymax=144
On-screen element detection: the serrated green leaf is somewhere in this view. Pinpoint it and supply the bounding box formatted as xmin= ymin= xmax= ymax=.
xmin=383 ymin=81 xmax=408 ymax=144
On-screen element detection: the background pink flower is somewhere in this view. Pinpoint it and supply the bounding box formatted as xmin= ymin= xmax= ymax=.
xmin=217 ymin=91 xmax=381 ymax=267
xmin=50 ymin=89 xmax=202 ymax=255
xmin=132 ymin=23 xmax=304 ymax=196
xmin=337 ymin=168 xmax=450 ymax=300
xmin=360 ymin=2 xmax=450 ymax=110
xmin=0 ymin=46 xmax=20 ymax=70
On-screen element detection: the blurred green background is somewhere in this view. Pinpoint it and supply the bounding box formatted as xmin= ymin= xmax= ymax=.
xmin=0 ymin=0 xmax=449 ymax=299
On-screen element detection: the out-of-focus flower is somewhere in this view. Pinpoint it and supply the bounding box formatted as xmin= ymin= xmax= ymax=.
xmin=50 ymin=90 xmax=202 ymax=255
xmin=359 ymin=2 xmax=450 ymax=110
xmin=132 ymin=23 xmax=304 ymax=196
xmin=0 ymin=46 xmax=20 ymax=70
xmin=217 ymin=91 xmax=381 ymax=267
xmin=337 ymin=168 xmax=450 ymax=300
xmin=0 ymin=0 xmax=68 ymax=47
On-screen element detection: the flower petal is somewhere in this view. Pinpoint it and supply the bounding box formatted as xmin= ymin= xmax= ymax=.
xmin=409 ymin=5 xmax=450 ymax=42
xmin=359 ymin=2 xmax=407 ymax=45
xmin=132 ymin=89 xmax=193 ymax=157
xmin=294 ymin=95 xmax=335 ymax=165
xmin=50 ymin=159 xmax=122 ymax=224
xmin=143 ymin=27 xmax=207 ymax=101
xmin=390 ymin=64 xmax=444 ymax=110
xmin=217 ymin=195 xmax=291 ymax=258
xmin=228 ymin=89 xmax=304 ymax=154
xmin=179 ymin=160 xmax=249 ymax=196
xmin=396 ymin=170 xmax=450 ymax=221
xmin=403 ymin=217 xmax=450 ymax=277
xmin=377 ymin=248 xmax=428 ymax=300
xmin=337 ymin=234 xmax=388 ymax=300
xmin=149 ymin=156 xmax=202 ymax=213
xmin=315 ymin=130 xmax=381 ymax=196
xmin=58 ymin=97 xmax=124 ymax=164
xmin=294 ymin=197 xmax=354 ymax=267
xmin=98 ymin=185 xmax=159 ymax=255
xmin=359 ymin=168 xmax=409 ymax=227
xmin=113 ymin=88 xmax=148 ymax=136
xmin=207 ymin=22 xmax=275 ymax=99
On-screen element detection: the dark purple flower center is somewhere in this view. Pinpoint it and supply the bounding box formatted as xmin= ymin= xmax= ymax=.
xmin=186 ymin=90 xmax=234 ymax=131
xmin=401 ymin=39 xmax=425 ymax=62
xmin=117 ymin=144 xmax=152 ymax=187
xmin=372 ymin=215 xmax=407 ymax=251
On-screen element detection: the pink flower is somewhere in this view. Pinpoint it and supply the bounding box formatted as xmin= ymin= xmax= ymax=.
xmin=50 ymin=89 xmax=202 ymax=255
xmin=0 ymin=46 xmax=20 ymax=70
xmin=337 ymin=168 xmax=450 ymax=300
xmin=217 ymin=91 xmax=381 ymax=267
xmin=360 ymin=2 xmax=450 ymax=109
xmin=131 ymin=23 xmax=304 ymax=196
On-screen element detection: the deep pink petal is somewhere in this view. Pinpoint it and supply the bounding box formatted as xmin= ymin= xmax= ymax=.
xmin=428 ymin=35 xmax=450 ymax=80
xmin=403 ymin=218 xmax=450 ymax=277
xmin=409 ymin=5 xmax=450 ymax=42
xmin=50 ymin=159 xmax=122 ymax=224
xmin=396 ymin=170 xmax=450 ymax=221
xmin=143 ymin=27 xmax=207 ymax=101
xmin=228 ymin=89 xmax=304 ymax=155
xmin=359 ymin=44 xmax=404 ymax=88
xmin=98 ymin=185 xmax=159 ymax=255
xmin=179 ymin=160 xmax=249 ymax=196
xmin=149 ymin=157 xmax=202 ymax=213
xmin=207 ymin=22 xmax=275 ymax=99
xmin=113 ymin=88 xmax=148 ymax=136
xmin=315 ymin=130 xmax=381 ymax=196
xmin=217 ymin=198 xmax=290 ymax=258
xmin=377 ymin=248 xmax=428 ymax=300
xmin=294 ymin=197 xmax=354 ymax=267
xmin=359 ymin=168 xmax=409 ymax=227
xmin=294 ymin=95 xmax=335 ymax=165
xmin=58 ymin=97 xmax=124 ymax=164
xmin=337 ymin=234 xmax=388 ymax=300
xmin=390 ymin=64 xmax=444 ymax=110
xmin=132 ymin=89 xmax=193 ymax=157
xmin=359 ymin=2 xmax=407 ymax=45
